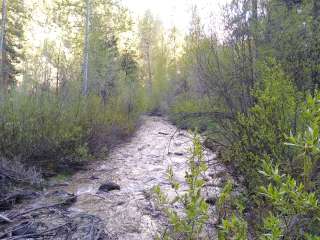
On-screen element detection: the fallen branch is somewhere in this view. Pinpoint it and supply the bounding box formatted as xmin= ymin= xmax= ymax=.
xmin=9 ymin=198 xmax=75 ymax=220
xmin=0 ymin=214 xmax=12 ymax=223
xmin=7 ymin=223 xmax=69 ymax=240
xmin=0 ymin=191 xmax=38 ymax=211
xmin=173 ymin=111 xmax=234 ymax=120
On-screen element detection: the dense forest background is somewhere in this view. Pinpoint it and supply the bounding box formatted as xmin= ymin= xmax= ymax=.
xmin=0 ymin=0 xmax=320 ymax=239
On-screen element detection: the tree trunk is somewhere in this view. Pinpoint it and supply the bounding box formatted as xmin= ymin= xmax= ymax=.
xmin=312 ymin=0 xmax=320 ymax=89
xmin=56 ymin=47 xmax=61 ymax=96
xmin=146 ymin=43 xmax=152 ymax=94
xmin=82 ymin=0 xmax=90 ymax=95
xmin=251 ymin=0 xmax=258 ymax=85
xmin=0 ymin=0 xmax=7 ymax=91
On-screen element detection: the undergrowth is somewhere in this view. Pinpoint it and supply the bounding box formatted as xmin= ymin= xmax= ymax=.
xmin=0 ymin=84 xmax=144 ymax=174
xmin=153 ymin=134 xmax=209 ymax=239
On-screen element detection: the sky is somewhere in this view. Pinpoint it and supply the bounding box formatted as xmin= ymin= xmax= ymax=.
xmin=122 ymin=0 xmax=231 ymax=35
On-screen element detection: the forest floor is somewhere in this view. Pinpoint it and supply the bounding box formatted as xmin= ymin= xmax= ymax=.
xmin=0 ymin=116 xmax=232 ymax=240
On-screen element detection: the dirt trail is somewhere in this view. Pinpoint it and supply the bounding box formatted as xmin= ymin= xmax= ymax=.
xmin=59 ymin=116 xmax=226 ymax=239
xmin=1 ymin=116 xmax=228 ymax=240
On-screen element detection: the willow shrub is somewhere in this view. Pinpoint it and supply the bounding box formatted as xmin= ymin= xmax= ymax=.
xmin=218 ymin=161 xmax=320 ymax=240
xmin=0 ymin=87 xmax=142 ymax=172
xmin=220 ymin=61 xmax=320 ymax=239
xmin=227 ymin=60 xmax=300 ymax=191
xmin=153 ymin=135 xmax=209 ymax=239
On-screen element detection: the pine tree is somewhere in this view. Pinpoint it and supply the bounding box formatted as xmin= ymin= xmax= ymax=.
xmin=0 ymin=0 xmax=26 ymax=90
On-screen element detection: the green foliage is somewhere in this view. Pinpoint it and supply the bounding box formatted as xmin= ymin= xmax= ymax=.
xmin=228 ymin=60 xmax=299 ymax=190
xmin=217 ymin=182 xmax=248 ymax=240
xmin=155 ymin=123 xmax=320 ymax=240
xmin=259 ymin=0 xmax=316 ymax=90
xmin=0 ymin=82 xmax=143 ymax=172
xmin=149 ymin=0 xmax=320 ymax=238
xmin=153 ymin=134 xmax=209 ymax=239
xmin=218 ymin=91 xmax=320 ymax=239
xmin=2 ymin=0 xmax=320 ymax=238
xmin=1 ymin=0 xmax=27 ymax=88
xmin=259 ymin=161 xmax=320 ymax=239
xmin=170 ymin=95 xmax=213 ymax=116
xmin=218 ymin=63 xmax=320 ymax=239
xmin=260 ymin=214 xmax=283 ymax=240
xmin=169 ymin=95 xmax=217 ymax=132
xmin=286 ymin=92 xmax=320 ymax=189
xmin=0 ymin=0 xmax=147 ymax=176
xmin=217 ymin=160 xmax=320 ymax=240
xmin=219 ymin=215 xmax=248 ymax=240
xmin=216 ymin=180 xmax=234 ymax=212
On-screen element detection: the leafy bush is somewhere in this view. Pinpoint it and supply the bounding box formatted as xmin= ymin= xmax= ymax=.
xmin=217 ymin=181 xmax=248 ymax=240
xmin=227 ymin=60 xmax=299 ymax=191
xmin=218 ymin=90 xmax=320 ymax=239
xmin=154 ymin=108 xmax=320 ymax=239
xmin=153 ymin=134 xmax=209 ymax=239
xmin=169 ymin=95 xmax=217 ymax=132
xmin=259 ymin=161 xmax=320 ymax=239
xmin=219 ymin=214 xmax=248 ymax=240
xmin=217 ymin=160 xmax=320 ymax=240
xmin=0 ymin=83 xmax=143 ymax=173
xmin=285 ymin=92 xmax=320 ymax=190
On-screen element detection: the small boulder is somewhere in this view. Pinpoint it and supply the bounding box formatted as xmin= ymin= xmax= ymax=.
xmin=205 ymin=196 xmax=217 ymax=205
xmin=158 ymin=132 xmax=169 ymax=135
xmin=98 ymin=182 xmax=120 ymax=192
xmin=203 ymin=176 xmax=210 ymax=182
xmin=174 ymin=152 xmax=184 ymax=156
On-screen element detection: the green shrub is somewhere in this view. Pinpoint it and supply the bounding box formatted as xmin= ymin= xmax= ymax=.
xmin=258 ymin=161 xmax=320 ymax=239
xmin=218 ymin=90 xmax=320 ymax=239
xmin=154 ymin=111 xmax=320 ymax=239
xmin=219 ymin=214 xmax=248 ymax=240
xmin=217 ymin=160 xmax=320 ymax=240
xmin=0 ymin=83 xmax=143 ymax=172
xmin=217 ymin=181 xmax=248 ymax=240
xmin=227 ymin=60 xmax=299 ymax=191
xmin=169 ymin=94 xmax=217 ymax=132
xmin=285 ymin=92 xmax=320 ymax=190
xmin=153 ymin=134 xmax=209 ymax=239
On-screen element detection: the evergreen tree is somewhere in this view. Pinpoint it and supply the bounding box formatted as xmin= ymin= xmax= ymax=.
xmin=0 ymin=0 xmax=27 ymax=90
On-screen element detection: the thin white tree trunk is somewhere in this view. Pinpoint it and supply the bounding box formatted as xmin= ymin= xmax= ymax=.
xmin=82 ymin=0 xmax=90 ymax=95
